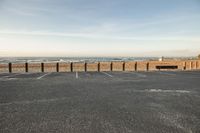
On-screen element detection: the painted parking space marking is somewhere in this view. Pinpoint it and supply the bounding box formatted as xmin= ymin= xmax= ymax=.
xmin=0 ymin=73 xmax=11 ymax=77
xmin=3 ymin=73 xmax=22 ymax=78
xmin=76 ymin=72 xmax=78 ymax=79
xmin=0 ymin=97 xmax=68 ymax=106
xmin=101 ymin=72 xmax=113 ymax=77
xmin=132 ymin=72 xmax=147 ymax=78
xmin=124 ymin=89 xmax=191 ymax=93
xmin=177 ymin=71 xmax=200 ymax=75
xmin=157 ymin=71 xmax=176 ymax=76
xmin=146 ymin=89 xmax=190 ymax=93
xmin=37 ymin=73 xmax=51 ymax=79
xmin=120 ymin=72 xmax=146 ymax=78
xmin=0 ymin=78 xmax=18 ymax=81
xmin=107 ymin=72 xmax=146 ymax=81
xmin=0 ymin=73 xmax=22 ymax=81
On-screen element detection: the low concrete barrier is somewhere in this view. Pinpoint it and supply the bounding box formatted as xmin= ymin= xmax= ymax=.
xmin=191 ymin=61 xmax=197 ymax=70
xmin=72 ymin=63 xmax=85 ymax=72
xmin=28 ymin=63 xmax=42 ymax=73
xmin=0 ymin=60 xmax=200 ymax=73
xmin=197 ymin=61 xmax=200 ymax=69
xmin=124 ymin=62 xmax=136 ymax=71
xmin=185 ymin=61 xmax=192 ymax=70
xmin=112 ymin=62 xmax=124 ymax=71
xmin=137 ymin=62 xmax=148 ymax=71
xmin=58 ymin=62 xmax=71 ymax=72
xmin=12 ymin=63 xmax=26 ymax=73
xmin=148 ymin=61 xmax=158 ymax=71
xmin=183 ymin=61 xmax=187 ymax=70
xmin=175 ymin=61 xmax=184 ymax=70
xmin=0 ymin=64 xmax=9 ymax=73
xmin=43 ymin=63 xmax=57 ymax=72
xmin=99 ymin=62 xmax=111 ymax=71
xmin=86 ymin=62 xmax=98 ymax=72
xmin=149 ymin=61 xmax=184 ymax=71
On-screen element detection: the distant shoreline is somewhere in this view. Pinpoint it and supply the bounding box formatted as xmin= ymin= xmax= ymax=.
xmin=0 ymin=56 xmax=197 ymax=63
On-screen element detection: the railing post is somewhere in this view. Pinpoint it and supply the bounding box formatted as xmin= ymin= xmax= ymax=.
xmin=9 ymin=62 xmax=12 ymax=73
xmin=123 ymin=62 xmax=125 ymax=71
xmin=71 ymin=62 xmax=73 ymax=72
xmin=135 ymin=62 xmax=137 ymax=71
xmin=25 ymin=62 xmax=28 ymax=72
xmin=98 ymin=62 xmax=100 ymax=72
xmin=85 ymin=62 xmax=87 ymax=72
xmin=111 ymin=62 xmax=113 ymax=71
xmin=147 ymin=62 xmax=149 ymax=71
xmin=56 ymin=62 xmax=59 ymax=72
xmin=41 ymin=63 xmax=44 ymax=72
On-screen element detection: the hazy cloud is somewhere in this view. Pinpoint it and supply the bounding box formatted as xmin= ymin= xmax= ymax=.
xmin=0 ymin=30 xmax=200 ymax=41
xmin=0 ymin=0 xmax=200 ymax=56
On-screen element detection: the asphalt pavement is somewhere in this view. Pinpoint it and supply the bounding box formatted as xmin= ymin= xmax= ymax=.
xmin=0 ymin=71 xmax=200 ymax=133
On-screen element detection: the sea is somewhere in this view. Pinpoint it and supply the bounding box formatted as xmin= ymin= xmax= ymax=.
xmin=0 ymin=57 xmax=160 ymax=63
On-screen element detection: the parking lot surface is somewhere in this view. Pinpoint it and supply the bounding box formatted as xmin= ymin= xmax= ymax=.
xmin=0 ymin=71 xmax=200 ymax=133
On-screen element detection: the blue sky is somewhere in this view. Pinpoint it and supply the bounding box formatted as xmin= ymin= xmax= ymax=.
xmin=0 ymin=0 xmax=200 ymax=57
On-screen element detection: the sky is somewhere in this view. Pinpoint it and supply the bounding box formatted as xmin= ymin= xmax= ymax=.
xmin=0 ymin=0 xmax=200 ymax=57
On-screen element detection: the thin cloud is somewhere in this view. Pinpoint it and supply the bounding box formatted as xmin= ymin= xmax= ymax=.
xmin=0 ymin=30 xmax=200 ymax=41
xmin=4 ymin=7 xmax=36 ymax=16
xmin=1 ymin=0 xmax=53 ymax=16
xmin=0 ymin=30 xmax=97 ymax=38
xmin=115 ymin=14 xmax=200 ymax=31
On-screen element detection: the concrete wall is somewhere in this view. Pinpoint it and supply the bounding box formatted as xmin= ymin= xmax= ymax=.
xmin=175 ymin=61 xmax=184 ymax=70
xmin=99 ymin=62 xmax=111 ymax=71
xmin=43 ymin=63 xmax=57 ymax=72
xmin=86 ymin=63 xmax=98 ymax=72
xmin=59 ymin=62 xmax=71 ymax=72
xmin=148 ymin=61 xmax=184 ymax=71
xmin=184 ymin=60 xmax=200 ymax=70
xmin=191 ymin=61 xmax=197 ymax=70
xmin=137 ymin=62 xmax=148 ymax=71
xmin=28 ymin=63 xmax=41 ymax=73
xmin=72 ymin=63 xmax=85 ymax=72
xmin=0 ymin=60 xmax=200 ymax=73
xmin=0 ymin=64 xmax=9 ymax=73
xmin=148 ymin=61 xmax=158 ymax=71
xmin=124 ymin=62 xmax=136 ymax=71
xmin=197 ymin=61 xmax=200 ymax=69
xmin=183 ymin=61 xmax=188 ymax=70
xmin=112 ymin=62 xmax=124 ymax=71
xmin=12 ymin=63 xmax=26 ymax=73
xmin=185 ymin=61 xmax=192 ymax=70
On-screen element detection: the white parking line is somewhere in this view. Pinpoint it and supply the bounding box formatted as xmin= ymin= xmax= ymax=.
xmin=124 ymin=89 xmax=191 ymax=93
xmin=147 ymin=89 xmax=190 ymax=93
xmin=76 ymin=72 xmax=78 ymax=79
xmin=158 ymin=71 xmax=176 ymax=76
xmin=0 ymin=78 xmax=18 ymax=81
xmin=0 ymin=97 xmax=68 ymax=106
xmin=177 ymin=71 xmax=200 ymax=75
xmin=133 ymin=72 xmax=146 ymax=78
xmin=3 ymin=73 xmax=22 ymax=78
xmin=37 ymin=73 xmax=51 ymax=79
xmin=0 ymin=73 xmax=10 ymax=77
xmin=101 ymin=72 xmax=113 ymax=77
